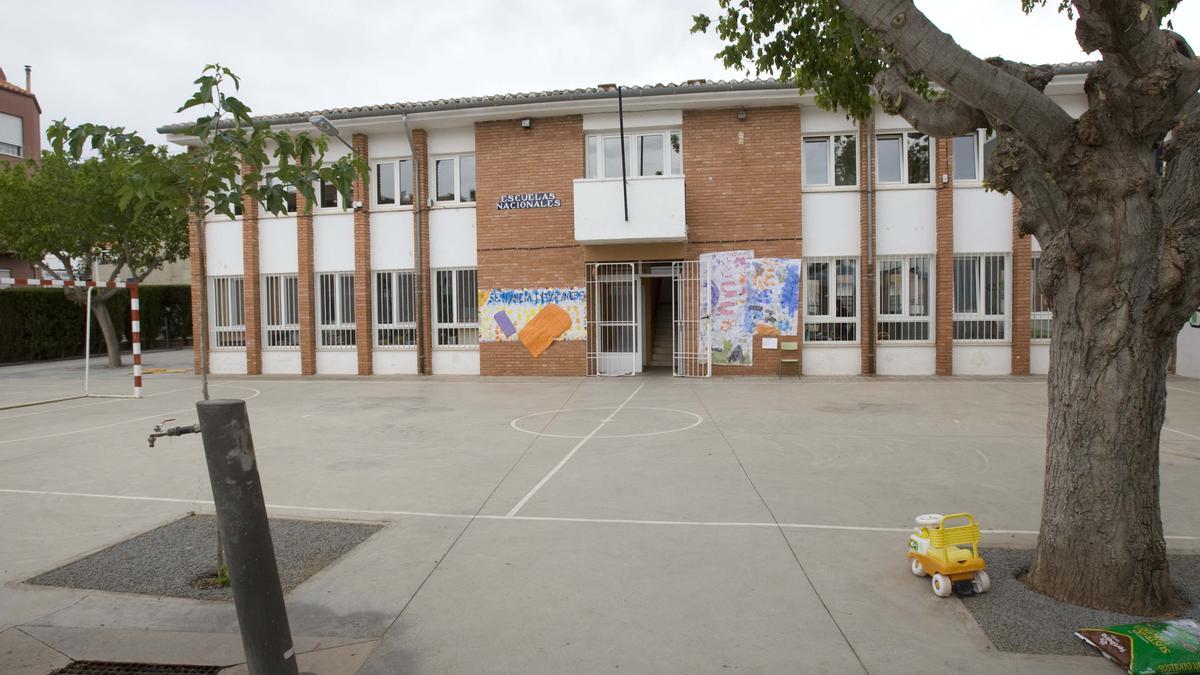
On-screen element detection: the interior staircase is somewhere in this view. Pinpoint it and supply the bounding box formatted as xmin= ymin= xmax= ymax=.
xmin=651 ymin=294 xmax=673 ymax=368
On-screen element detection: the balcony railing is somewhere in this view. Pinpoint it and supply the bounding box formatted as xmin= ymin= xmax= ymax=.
xmin=573 ymin=175 xmax=686 ymax=245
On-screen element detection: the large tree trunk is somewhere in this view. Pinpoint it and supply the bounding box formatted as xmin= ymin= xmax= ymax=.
xmin=91 ymin=301 xmax=124 ymax=368
xmin=1026 ymin=193 xmax=1186 ymax=615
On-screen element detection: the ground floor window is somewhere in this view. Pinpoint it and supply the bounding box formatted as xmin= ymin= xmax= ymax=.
xmin=209 ymin=275 xmax=245 ymax=349
xmin=1031 ymin=252 xmax=1053 ymax=341
xmin=374 ymin=269 xmax=417 ymax=347
xmin=877 ymin=255 xmax=932 ymax=342
xmin=804 ymin=257 xmax=858 ymax=342
xmin=434 ymin=267 xmax=478 ymax=346
xmin=263 ymin=274 xmax=299 ymax=348
xmin=953 ymin=254 xmax=1007 ymax=340
xmin=318 ymin=271 xmax=356 ymax=348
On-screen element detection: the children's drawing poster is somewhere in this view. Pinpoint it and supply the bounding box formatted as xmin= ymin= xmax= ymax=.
xmin=478 ymin=287 xmax=587 ymax=343
xmin=743 ymin=258 xmax=802 ymax=337
xmin=700 ymin=249 xmax=754 ymax=366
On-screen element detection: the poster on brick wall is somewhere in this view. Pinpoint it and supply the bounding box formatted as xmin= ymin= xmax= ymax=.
xmin=743 ymin=258 xmax=802 ymax=337
xmin=478 ymin=287 xmax=587 ymax=343
xmin=700 ymin=250 xmax=755 ymax=366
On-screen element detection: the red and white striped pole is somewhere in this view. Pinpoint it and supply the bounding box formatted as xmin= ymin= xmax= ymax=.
xmin=130 ymin=284 xmax=143 ymax=398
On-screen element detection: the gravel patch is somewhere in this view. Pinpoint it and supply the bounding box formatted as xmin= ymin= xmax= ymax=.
xmin=961 ymin=548 xmax=1200 ymax=656
xmin=28 ymin=514 xmax=382 ymax=601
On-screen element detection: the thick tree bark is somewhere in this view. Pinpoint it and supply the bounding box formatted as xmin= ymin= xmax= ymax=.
xmin=91 ymin=301 xmax=124 ymax=368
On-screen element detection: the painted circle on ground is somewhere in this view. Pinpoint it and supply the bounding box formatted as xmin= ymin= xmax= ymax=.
xmin=510 ymin=406 xmax=704 ymax=439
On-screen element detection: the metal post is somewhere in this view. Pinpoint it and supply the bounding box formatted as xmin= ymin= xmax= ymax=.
xmin=195 ymin=400 xmax=299 ymax=675
xmin=84 ymin=287 xmax=94 ymax=396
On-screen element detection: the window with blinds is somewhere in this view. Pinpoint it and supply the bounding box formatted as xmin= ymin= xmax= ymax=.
xmin=953 ymin=254 xmax=1008 ymax=340
xmin=433 ymin=268 xmax=478 ymax=346
xmin=804 ymin=257 xmax=859 ymax=342
xmin=374 ymin=269 xmax=417 ymax=347
xmin=1031 ymin=252 xmax=1053 ymax=342
xmin=317 ymin=272 xmax=356 ymax=348
xmin=263 ymin=274 xmax=299 ymax=348
xmin=877 ymin=255 xmax=933 ymax=342
xmin=209 ymin=276 xmax=246 ymax=349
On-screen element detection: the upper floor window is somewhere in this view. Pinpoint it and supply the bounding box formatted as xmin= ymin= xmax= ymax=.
xmin=585 ymin=130 xmax=682 ymax=179
xmin=434 ymin=154 xmax=476 ymax=204
xmin=877 ymin=132 xmax=931 ymax=185
xmin=318 ymin=178 xmax=342 ymax=210
xmin=803 ymin=134 xmax=857 ymax=187
xmin=953 ymin=130 xmax=998 ymax=183
xmin=374 ymin=159 xmax=414 ymax=207
xmin=263 ymin=172 xmax=297 ymax=215
xmin=0 ymin=112 xmax=22 ymax=158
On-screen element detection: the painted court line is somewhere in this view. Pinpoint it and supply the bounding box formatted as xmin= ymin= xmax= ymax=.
xmin=3 ymin=487 xmax=1198 ymax=541
xmin=1165 ymin=426 xmax=1200 ymax=441
xmin=505 ymin=383 xmax=644 ymax=517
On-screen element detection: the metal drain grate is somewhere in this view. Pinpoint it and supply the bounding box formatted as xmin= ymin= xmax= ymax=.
xmin=52 ymin=662 xmax=222 ymax=675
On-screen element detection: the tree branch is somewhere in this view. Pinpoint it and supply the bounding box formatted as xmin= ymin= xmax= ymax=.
xmin=838 ymin=0 xmax=1076 ymax=159
xmin=874 ymin=66 xmax=988 ymax=136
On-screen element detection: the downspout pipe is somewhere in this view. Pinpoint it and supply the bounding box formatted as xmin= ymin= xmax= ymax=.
xmin=618 ymin=86 xmax=628 ymax=222
xmin=401 ymin=113 xmax=427 ymax=375
xmin=865 ymin=117 xmax=876 ymax=375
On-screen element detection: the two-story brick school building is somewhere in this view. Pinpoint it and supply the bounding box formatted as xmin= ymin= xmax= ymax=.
xmin=163 ymin=66 xmax=1171 ymax=379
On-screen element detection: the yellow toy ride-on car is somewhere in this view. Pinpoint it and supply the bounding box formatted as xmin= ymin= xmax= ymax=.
xmin=907 ymin=513 xmax=990 ymax=598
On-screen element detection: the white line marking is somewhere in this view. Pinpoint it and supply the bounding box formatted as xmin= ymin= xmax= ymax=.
xmin=1168 ymin=385 xmax=1200 ymax=395
xmin=1165 ymin=426 xmax=1200 ymax=441
xmin=0 ymin=386 xmax=260 ymax=446
xmin=3 ymin=487 xmax=1198 ymax=540
xmin=510 ymin=406 xmax=703 ymax=439
xmin=0 ymin=386 xmax=230 ymax=421
xmin=505 ymin=384 xmax=644 ymax=518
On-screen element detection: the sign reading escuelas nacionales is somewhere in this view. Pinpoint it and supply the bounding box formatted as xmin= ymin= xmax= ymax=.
xmin=496 ymin=192 xmax=561 ymax=210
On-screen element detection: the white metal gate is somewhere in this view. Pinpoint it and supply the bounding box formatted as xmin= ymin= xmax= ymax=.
xmin=672 ymin=260 xmax=712 ymax=377
xmin=586 ymin=262 xmax=639 ymax=376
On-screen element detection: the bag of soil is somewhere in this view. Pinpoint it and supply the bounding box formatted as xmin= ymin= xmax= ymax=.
xmin=1076 ymin=619 xmax=1200 ymax=674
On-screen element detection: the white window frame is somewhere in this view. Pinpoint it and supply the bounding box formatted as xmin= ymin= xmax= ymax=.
xmin=262 ymin=273 xmax=300 ymax=349
xmin=876 ymin=131 xmax=934 ymax=186
xmin=952 ymin=253 xmax=1010 ymax=342
xmin=803 ymin=257 xmax=860 ymax=343
xmin=1031 ymin=251 xmax=1053 ymax=343
xmin=315 ymin=177 xmax=344 ymax=212
xmin=0 ymin=112 xmax=22 ymax=158
xmin=876 ymin=254 xmax=934 ymax=343
xmin=431 ymin=154 xmax=476 ymax=205
xmin=209 ymin=275 xmax=246 ymax=350
xmin=433 ymin=267 xmax=479 ymax=348
xmin=802 ymin=133 xmax=859 ymax=188
xmin=371 ymin=158 xmax=415 ymax=210
xmin=585 ymin=129 xmax=683 ymax=179
xmin=952 ymin=130 xmax=999 ymax=185
xmin=373 ymin=269 xmax=418 ymax=349
xmin=259 ymin=169 xmax=298 ymax=217
xmin=316 ymin=271 xmax=356 ymax=349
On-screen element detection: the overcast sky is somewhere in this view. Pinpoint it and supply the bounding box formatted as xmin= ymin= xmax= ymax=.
xmin=4 ymin=0 xmax=1198 ymax=148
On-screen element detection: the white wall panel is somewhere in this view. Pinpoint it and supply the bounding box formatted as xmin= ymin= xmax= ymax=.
xmin=802 ymin=192 xmax=859 ymax=257
xmin=205 ymin=220 xmax=243 ymax=276
xmin=259 ymin=217 xmax=298 ymax=274
xmin=800 ymin=107 xmax=858 ymax=135
xmin=1177 ymin=323 xmax=1200 ymax=379
xmin=430 ymin=208 xmax=478 ymax=268
xmin=316 ymin=351 xmax=357 ymax=374
xmin=209 ymin=351 xmax=246 ymax=375
xmin=877 ymin=346 xmax=936 ymax=375
xmin=954 ymin=188 xmax=1013 ymax=253
xmin=427 ymin=127 xmax=475 ymax=155
xmin=262 ymin=351 xmax=301 ymax=375
xmin=953 ymin=345 xmax=1011 ymax=375
xmin=374 ymin=351 xmax=418 ymax=375
xmin=584 ymin=110 xmax=682 ymax=131
xmin=876 ymin=190 xmax=936 ymax=254
xmin=433 ymin=350 xmax=480 ymax=375
xmin=371 ymin=211 xmax=416 ymax=270
xmin=369 ymin=132 xmax=413 ymax=158
xmin=314 ymin=214 xmax=355 ymax=271
xmin=802 ymin=346 xmax=861 ymax=375
xmin=1031 ymin=345 xmax=1051 ymax=375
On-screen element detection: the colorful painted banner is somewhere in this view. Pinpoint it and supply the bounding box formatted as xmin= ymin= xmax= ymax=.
xmin=700 ymin=250 xmax=755 ymax=366
xmin=478 ymin=287 xmax=587 ymax=343
xmin=743 ymin=258 xmax=802 ymax=337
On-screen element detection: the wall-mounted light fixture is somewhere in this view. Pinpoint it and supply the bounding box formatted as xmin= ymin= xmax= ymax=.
xmin=520 ymin=118 xmax=532 ymax=129
xmin=736 ymin=109 xmax=747 ymax=121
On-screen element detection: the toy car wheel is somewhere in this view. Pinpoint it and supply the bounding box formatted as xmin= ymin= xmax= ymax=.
xmin=973 ymin=571 xmax=991 ymax=594
xmin=931 ymin=573 xmax=953 ymax=597
xmin=911 ymin=558 xmax=927 ymax=577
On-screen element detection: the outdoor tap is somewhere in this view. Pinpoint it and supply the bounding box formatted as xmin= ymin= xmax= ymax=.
xmin=147 ymin=419 xmax=201 ymax=447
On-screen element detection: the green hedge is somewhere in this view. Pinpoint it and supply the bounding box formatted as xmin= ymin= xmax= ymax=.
xmin=0 ymin=285 xmax=192 ymax=364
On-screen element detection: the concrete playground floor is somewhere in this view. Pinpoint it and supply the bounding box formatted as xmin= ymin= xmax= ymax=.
xmin=2 ymin=349 xmax=1199 ymax=674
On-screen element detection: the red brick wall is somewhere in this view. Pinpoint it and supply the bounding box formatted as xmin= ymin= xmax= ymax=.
xmin=1011 ymin=198 xmax=1031 ymax=375
xmin=411 ymin=129 xmax=433 ymax=375
xmin=475 ymin=116 xmax=587 ymax=376
xmin=352 ymin=133 xmax=373 ymax=375
xmin=0 ymin=83 xmax=40 ymax=165
xmin=241 ymin=162 xmax=262 ymax=375
xmin=296 ymin=193 xmax=316 ymax=375
xmin=683 ymin=107 xmax=803 ymax=377
xmin=935 ymin=137 xmax=955 ymax=376
xmin=859 ymin=115 xmax=877 ymax=375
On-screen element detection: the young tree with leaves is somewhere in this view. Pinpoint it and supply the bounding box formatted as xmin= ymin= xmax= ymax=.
xmin=694 ymin=0 xmax=1198 ymax=614
xmin=0 ymin=127 xmax=188 ymax=367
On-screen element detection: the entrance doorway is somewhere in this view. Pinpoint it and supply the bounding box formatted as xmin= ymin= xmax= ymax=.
xmin=585 ymin=261 xmax=711 ymax=377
